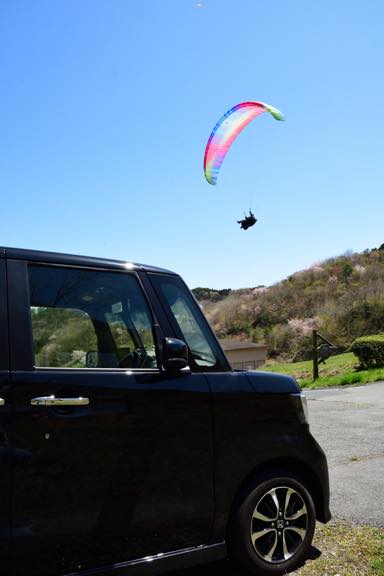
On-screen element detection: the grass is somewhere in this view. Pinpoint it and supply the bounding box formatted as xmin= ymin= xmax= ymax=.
xmin=262 ymin=352 xmax=384 ymax=389
xmin=293 ymin=520 xmax=384 ymax=575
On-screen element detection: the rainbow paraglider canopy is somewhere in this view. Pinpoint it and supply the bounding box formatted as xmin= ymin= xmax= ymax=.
xmin=203 ymin=101 xmax=284 ymax=186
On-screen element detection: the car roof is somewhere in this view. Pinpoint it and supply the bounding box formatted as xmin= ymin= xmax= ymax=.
xmin=0 ymin=246 xmax=176 ymax=275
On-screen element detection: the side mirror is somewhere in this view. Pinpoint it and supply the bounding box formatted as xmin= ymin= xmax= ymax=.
xmin=163 ymin=337 xmax=189 ymax=371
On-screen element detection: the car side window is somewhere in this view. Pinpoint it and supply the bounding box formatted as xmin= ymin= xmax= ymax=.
xmin=30 ymin=306 xmax=97 ymax=368
xmin=28 ymin=265 xmax=158 ymax=369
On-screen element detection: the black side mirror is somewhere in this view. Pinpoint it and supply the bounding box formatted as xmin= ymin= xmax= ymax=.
xmin=163 ymin=337 xmax=189 ymax=371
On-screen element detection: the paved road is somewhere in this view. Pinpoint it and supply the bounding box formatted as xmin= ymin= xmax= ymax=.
xmin=305 ymin=380 xmax=384 ymax=527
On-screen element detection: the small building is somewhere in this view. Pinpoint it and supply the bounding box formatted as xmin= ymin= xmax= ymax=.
xmin=219 ymin=339 xmax=268 ymax=370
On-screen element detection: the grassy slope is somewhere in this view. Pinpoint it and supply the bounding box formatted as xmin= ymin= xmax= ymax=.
xmin=263 ymin=352 xmax=384 ymax=388
xmin=294 ymin=521 xmax=384 ymax=576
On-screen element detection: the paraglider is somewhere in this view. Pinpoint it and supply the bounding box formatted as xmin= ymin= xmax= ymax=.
xmin=203 ymin=100 xmax=284 ymax=230
xmin=237 ymin=210 xmax=257 ymax=230
xmin=203 ymin=101 xmax=284 ymax=186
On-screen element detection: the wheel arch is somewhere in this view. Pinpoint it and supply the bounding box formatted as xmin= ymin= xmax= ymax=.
xmin=226 ymin=456 xmax=327 ymax=537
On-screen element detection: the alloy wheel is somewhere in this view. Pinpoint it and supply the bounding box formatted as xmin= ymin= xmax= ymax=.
xmin=249 ymin=486 xmax=308 ymax=564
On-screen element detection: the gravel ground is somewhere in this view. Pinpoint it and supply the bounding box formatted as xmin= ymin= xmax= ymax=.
xmin=175 ymin=521 xmax=384 ymax=576
xmin=305 ymin=380 xmax=384 ymax=527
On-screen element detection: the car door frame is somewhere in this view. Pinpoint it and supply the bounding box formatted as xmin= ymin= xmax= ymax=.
xmin=0 ymin=252 xmax=11 ymax=563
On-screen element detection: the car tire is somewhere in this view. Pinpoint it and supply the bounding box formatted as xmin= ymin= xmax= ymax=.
xmin=228 ymin=473 xmax=316 ymax=575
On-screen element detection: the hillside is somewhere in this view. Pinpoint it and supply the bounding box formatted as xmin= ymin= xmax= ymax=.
xmin=192 ymin=245 xmax=384 ymax=361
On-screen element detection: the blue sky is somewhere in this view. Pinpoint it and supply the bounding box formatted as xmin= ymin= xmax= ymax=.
xmin=1 ymin=0 xmax=384 ymax=289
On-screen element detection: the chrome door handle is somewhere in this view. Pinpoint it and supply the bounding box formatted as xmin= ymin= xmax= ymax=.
xmin=0 ymin=398 xmax=5 ymax=406
xmin=31 ymin=396 xmax=89 ymax=407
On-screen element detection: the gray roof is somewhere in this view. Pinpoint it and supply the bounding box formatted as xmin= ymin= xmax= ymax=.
xmin=219 ymin=339 xmax=268 ymax=351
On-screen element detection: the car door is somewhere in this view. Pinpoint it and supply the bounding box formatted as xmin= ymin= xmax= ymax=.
xmin=0 ymin=256 xmax=11 ymax=564
xmin=7 ymin=257 xmax=214 ymax=576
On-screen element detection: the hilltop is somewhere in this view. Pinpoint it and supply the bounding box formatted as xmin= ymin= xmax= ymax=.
xmin=192 ymin=245 xmax=384 ymax=361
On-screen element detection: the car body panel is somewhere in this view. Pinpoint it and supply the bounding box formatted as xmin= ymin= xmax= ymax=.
xmin=65 ymin=542 xmax=227 ymax=576
xmin=207 ymin=371 xmax=330 ymax=538
xmin=10 ymin=369 xmax=214 ymax=575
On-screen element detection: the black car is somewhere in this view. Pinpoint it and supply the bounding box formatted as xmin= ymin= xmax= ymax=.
xmin=0 ymin=247 xmax=331 ymax=576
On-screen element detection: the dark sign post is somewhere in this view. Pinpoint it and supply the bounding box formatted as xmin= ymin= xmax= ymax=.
xmin=312 ymin=330 xmax=337 ymax=381
xmin=312 ymin=330 xmax=319 ymax=381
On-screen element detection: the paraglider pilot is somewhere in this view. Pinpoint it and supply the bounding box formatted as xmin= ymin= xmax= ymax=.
xmin=237 ymin=210 xmax=257 ymax=230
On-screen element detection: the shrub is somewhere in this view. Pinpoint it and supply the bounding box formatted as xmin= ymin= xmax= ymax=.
xmin=265 ymin=324 xmax=295 ymax=359
xmin=350 ymin=334 xmax=384 ymax=368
